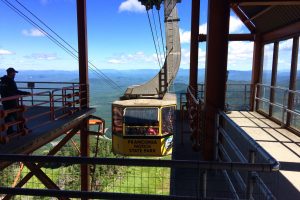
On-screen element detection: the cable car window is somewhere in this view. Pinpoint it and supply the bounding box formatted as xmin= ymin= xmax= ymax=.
xmin=162 ymin=106 xmax=175 ymax=135
xmin=112 ymin=106 xmax=123 ymax=135
xmin=124 ymin=107 xmax=159 ymax=136
xmin=124 ymin=107 xmax=158 ymax=126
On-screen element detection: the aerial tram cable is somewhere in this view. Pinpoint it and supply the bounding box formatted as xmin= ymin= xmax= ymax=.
xmin=146 ymin=9 xmax=162 ymax=69
xmin=88 ymin=62 xmax=123 ymax=91
xmin=112 ymin=0 xmax=181 ymax=157
xmin=11 ymin=0 xmax=122 ymax=92
xmin=0 ymin=0 xmax=79 ymax=60
xmin=14 ymin=0 xmax=122 ymax=91
xmin=151 ymin=9 xmax=164 ymax=67
xmin=14 ymin=0 xmax=78 ymax=53
xmin=157 ymin=9 xmax=166 ymax=59
xmin=1 ymin=0 xmax=122 ymax=92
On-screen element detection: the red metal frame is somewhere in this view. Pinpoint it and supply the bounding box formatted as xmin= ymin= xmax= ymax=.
xmin=269 ymin=41 xmax=279 ymax=116
xmin=250 ymin=34 xmax=263 ymax=111
xmin=0 ymin=83 xmax=87 ymax=144
xmin=189 ymin=0 xmax=200 ymax=98
xmin=230 ymin=0 xmax=300 ymax=6
xmin=76 ymin=0 xmax=90 ymax=194
xmin=204 ymin=0 xmax=231 ymax=160
xmin=231 ymin=4 xmax=256 ymax=33
xmin=287 ymin=37 xmax=299 ymax=126
xmin=262 ymin=21 xmax=300 ymax=43
xmin=199 ymin=34 xmax=255 ymax=42
xmin=1 ymin=125 xmax=81 ymax=200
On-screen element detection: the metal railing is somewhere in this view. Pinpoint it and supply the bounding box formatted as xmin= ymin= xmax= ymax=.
xmin=198 ymin=83 xmax=252 ymax=111
xmin=0 ymin=154 xmax=279 ymax=200
xmin=184 ymin=86 xmax=205 ymax=151
xmin=180 ymin=83 xmax=252 ymax=150
xmin=217 ymin=111 xmax=279 ymax=200
xmin=180 ymin=84 xmax=279 ymax=199
xmin=0 ymin=82 xmax=87 ymax=143
xmin=255 ymin=83 xmax=300 ymax=130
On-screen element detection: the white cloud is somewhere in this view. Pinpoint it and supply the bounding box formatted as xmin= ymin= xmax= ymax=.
xmin=119 ymin=0 xmax=145 ymax=13
xmin=199 ymin=16 xmax=243 ymax=34
xmin=26 ymin=53 xmax=57 ymax=60
xmin=0 ymin=49 xmax=14 ymax=55
xmin=180 ymin=47 xmax=206 ymax=68
xmin=180 ymin=41 xmax=254 ymax=70
xmin=279 ymin=38 xmax=293 ymax=51
xmin=179 ymin=16 xmax=244 ymax=44
xmin=179 ymin=29 xmax=191 ymax=44
xmin=108 ymin=59 xmax=124 ymax=64
xmin=106 ymin=51 xmax=164 ymax=69
xmin=22 ymin=28 xmax=45 ymax=37
xmin=199 ymin=23 xmax=207 ymax=34
xmin=228 ymin=41 xmax=253 ymax=70
xmin=229 ymin=16 xmax=243 ymax=33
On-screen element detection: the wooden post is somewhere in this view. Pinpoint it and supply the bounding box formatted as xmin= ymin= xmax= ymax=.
xmin=204 ymin=0 xmax=230 ymax=160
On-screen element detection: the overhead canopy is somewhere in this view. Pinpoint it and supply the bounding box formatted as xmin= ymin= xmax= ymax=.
xmin=232 ymin=3 xmax=300 ymax=34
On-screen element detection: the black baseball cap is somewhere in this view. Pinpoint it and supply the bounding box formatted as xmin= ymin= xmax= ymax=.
xmin=6 ymin=68 xmax=18 ymax=73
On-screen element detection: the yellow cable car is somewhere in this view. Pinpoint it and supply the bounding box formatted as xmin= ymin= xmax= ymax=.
xmin=112 ymin=93 xmax=176 ymax=156
xmin=112 ymin=0 xmax=181 ymax=157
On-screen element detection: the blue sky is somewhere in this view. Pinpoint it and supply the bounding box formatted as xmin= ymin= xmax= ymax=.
xmin=0 ymin=0 xmax=292 ymax=72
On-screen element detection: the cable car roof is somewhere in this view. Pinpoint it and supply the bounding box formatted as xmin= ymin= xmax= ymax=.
xmin=113 ymin=93 xmax=176 ymax=107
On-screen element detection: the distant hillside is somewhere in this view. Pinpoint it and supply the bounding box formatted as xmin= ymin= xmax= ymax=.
xmin=1 ymin=68 xmax=297 ymax=89
xmin=2 ymin=68 xmax=298 ymax=135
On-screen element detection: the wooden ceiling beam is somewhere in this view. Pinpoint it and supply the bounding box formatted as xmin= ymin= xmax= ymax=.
xmin=231 ymin=0 xmax=300 ymax=6
xmin=231 ymin=4 xmax=256 ymax=33
xmin=262 ymin=21 xmax=300 ymax=43
xmin=244 ymin=6 xmax=274 ymax=24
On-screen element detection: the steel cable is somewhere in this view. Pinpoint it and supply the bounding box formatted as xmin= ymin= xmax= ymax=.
xmin=1 ymin=0 xmax=122 ymax=92
xmin=146 ymin=9 xmax=162 ymax=68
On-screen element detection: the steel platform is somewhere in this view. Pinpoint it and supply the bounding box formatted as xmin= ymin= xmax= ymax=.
xmin=228 ymin=111 xmax=300 ymax=199
xmin=0 ymin=107 xmax=95 ymax=155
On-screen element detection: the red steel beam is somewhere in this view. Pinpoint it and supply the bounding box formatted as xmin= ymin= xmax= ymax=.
xmin=230 ymin=0 xmax=300 ymax=6
xmin=80 ymin=119 xmax=89 ymax=196
xmin=269 ymin=42 xmax=279 ymax=116
xmin=250 ymin=34 xmax=263 ymax=111
xmin=199 ymin=34 xmax=255 ymax=42
xmin=24 ymin=162 xmax=69 ymax=200
xmin=287 ymin=37 xmax=299 ymax=126
xmin=189 ymin=0 xmax=200 ymax=97
xmin=76 ymin=0 xmax=90 ymax=196
xmin=262 ymin=21 xmax=300 ymax=43
xmin=204 ymin=0 xmax=230 ymax=160
xmin=2 ymin=126 xmax=81 ymax=200
xmin=77 ymin=0 xmax=89 ymax=109
xmin=231 ymin=4 xmax=256 ymax=33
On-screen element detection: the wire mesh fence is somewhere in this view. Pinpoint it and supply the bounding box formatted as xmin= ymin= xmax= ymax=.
xmin=0 ymin=153 xmax=279 ymax=200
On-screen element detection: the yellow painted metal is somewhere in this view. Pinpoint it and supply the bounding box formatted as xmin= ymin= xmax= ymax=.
xmin=112 ymin=134 xmax=173 ymax=157
xmin=112 ymin=94 xmax=176 ymax=157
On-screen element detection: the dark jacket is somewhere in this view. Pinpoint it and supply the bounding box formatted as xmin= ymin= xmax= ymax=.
xmin=0 ymin=75 xmax=30 ymax=109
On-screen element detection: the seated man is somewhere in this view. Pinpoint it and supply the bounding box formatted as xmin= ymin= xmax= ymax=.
xmin=0 ymin=68 xmax=30 ymax=135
